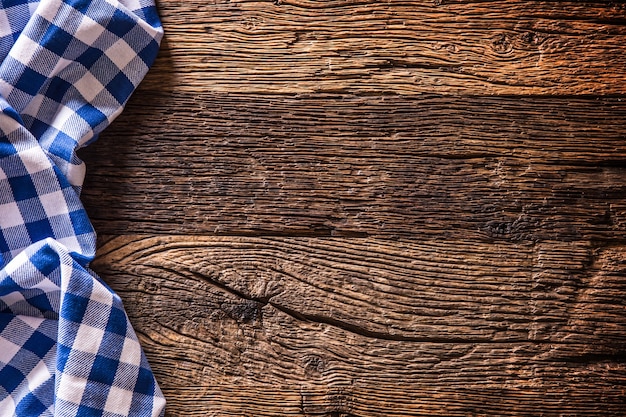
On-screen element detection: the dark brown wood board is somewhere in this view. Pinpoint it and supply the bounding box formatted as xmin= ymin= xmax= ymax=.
xmin=80 ymin=0 xmax=626 ymax=415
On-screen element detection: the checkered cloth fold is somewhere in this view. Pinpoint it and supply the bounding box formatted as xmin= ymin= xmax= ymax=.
xmin=0 ymin=0 xmax=164 ymax=415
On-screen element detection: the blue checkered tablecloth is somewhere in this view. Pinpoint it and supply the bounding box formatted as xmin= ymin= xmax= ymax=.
xmin=0 ymin=0 xmax=165 ymax=415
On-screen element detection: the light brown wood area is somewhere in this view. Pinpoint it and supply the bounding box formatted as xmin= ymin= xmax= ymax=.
xmin=80 ymin=0 xmax=626 ymax=415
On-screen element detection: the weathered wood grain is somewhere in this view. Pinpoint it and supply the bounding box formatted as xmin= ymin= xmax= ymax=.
xmin=92 ymin=235 xmax=626 ymax=416
xmin=79 ymin=1 xmax=626 ymax=415
xmin=94 ymin=235 xmax=626 ymax=345
xmin=81 ymin=93 xmax=626 ymax=241
xmin=144 ymin=0 xmax=626 ymax=95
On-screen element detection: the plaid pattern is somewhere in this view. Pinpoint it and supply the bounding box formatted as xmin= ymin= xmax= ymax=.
xmin=0 ymin=0 xmax=164 ymax=415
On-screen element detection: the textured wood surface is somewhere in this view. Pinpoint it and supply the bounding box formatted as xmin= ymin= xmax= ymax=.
xmin=80 ymin=0 xmax=626 ymax=415
xmin=91 ymin=235 xmax=626 ymax=416
xmin=145 ymin=0 xmax=626 ymax=95
xmin=83 ymin=93 xmax=626 ymax=242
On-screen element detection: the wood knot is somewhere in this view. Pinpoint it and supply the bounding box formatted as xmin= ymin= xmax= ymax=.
xmin=484 ymin=220 xmax=514 ymax=236
xmin=242 ymin=17 xmax=263 ymax=31
xmin=447 ymin=44 xmax=458 ymax=53
xmin=302 ymin=354 xmax=326 ymax=374
xmin=301 ymin=386 xmax=354 ymax=416
xmin=521 ymin=31 xmax=539 ymax=45
xmin=220 ymin=300 xmax=262 ymax=323
xmin=492 ymin=33 xmax=513 ymax=54
xmin=142 ymin=280 xmax=160 ymax=293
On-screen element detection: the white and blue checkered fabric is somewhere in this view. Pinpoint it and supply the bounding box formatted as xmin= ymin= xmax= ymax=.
xmin=0 ymin=0 xmax=165 ymax=415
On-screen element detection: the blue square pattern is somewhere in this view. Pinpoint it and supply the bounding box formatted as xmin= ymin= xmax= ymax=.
xmin=76 ymin=404 xmax=105 ymax=417
xmin=15 ymin=391 xmax=49 ymax=416
xmin=89 ymin=355 xmax=119 ymax=386
xmin=68 ymin=209 xmax=94 ymax=236
xmin=60 ymin=291 xmax=90 ymax=324
xmin=75 ymin=103 xmax=106 ymax=130
xmin=108 ymin=8 xmax=137 ymax=38
xmin=13 ymin=66 xmax=47 ymax=97
xmin=0 ymin=313 xmax=15 ymax=328
xmin=138 ymin=38 xmax=160 ymax=67
xmin=0 ymin=275 xmax=25 ymax=300
xmin=29 ymin=243 xmax=60 ymax=277
xmin=24 ymin=218 xmax=54 ymax=243
xmin=0 ymin=141 xmax=18 ymax=159
xmin=44 ymin=76 xmax=74 ymax=105
xmin=7 ymin=174 xmax=38 ymax=201
xmin=138 ymin=4 xmax=161 ymax=29
xmin=22 ymin=328 xmax=56 ymax=358
xmin=0 ymin=0 xmax=165 ymax=415
xmin=134 ymin=367 xmax=158 ymax=396
xmin=67 ymin=0 xmax=93 ymax=15
xmin=76 ymin=46 xmax=105 ymax=70
xmin=22 ymin=291 xmax=55 ymax=316
xmin=39 ymin=22 xmax=74 ymax=57
xmin=107 ymin=71 xmax=135 ymax=105
xmin=55 ymin=343 xmax=72 ymax=374
xmin=0 ymin=364 xmax=24 ymax=393
xmin=47 ymin=131 xmax=77 ymax=162
xmin=0 ymin=233 xmax=11 ymax=262
xmin=104 ymin=306 xmax=128 ymax=337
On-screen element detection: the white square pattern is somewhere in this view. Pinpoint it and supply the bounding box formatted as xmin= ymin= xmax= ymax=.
xmin=73 ymin=323 xmax=105 ymax=354
xmin=36 ymin=0 xmax=63 ymax=23
xmin=105 ymin=38 xmax=136 ymax=70
xmin=104 ymin=386 xmax=134 ymax=415
xmin=50 ymin=104 xmax=77 ymax=131
xmin=26 ymin=359 xmax=53 ymax=392
xmin=0 ymin=202 xmax=24 ymax=229
xmin=38 ymin=191 xmax=68 ymax=218
xmin=0 ymin=335 xmax=23 ymax=363
xmin=74 ymin=14 xmax=106 ymax=45
xmin=18 ymin=147 xmax=50 ymax=175
xmin=9 ymin=36 xmax=40 ymax=66
xmin=73 ymin=71 xmax=106 ymax=103
xmin=0 ymin=11 xmax=11 ymax=37
xmin=56 ymin=373 xmax=88 ymax=405
xmin=119 ymin=336 xmax=141 ymax=366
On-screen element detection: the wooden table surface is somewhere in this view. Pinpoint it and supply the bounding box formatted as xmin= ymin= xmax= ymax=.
xmin=80 ymin=0 xmax=626 ymax=415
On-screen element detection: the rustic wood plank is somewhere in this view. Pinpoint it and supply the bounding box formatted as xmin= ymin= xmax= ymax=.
xmin=92 ymin=235 xmax=626 ymax=416
xmin=145 ymin=0 xmax=626 ymax=95
xmin=93 ymin=235 xmax=626 ymax=345
xmin=81 ymin=93 xmax=626 ymax=241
